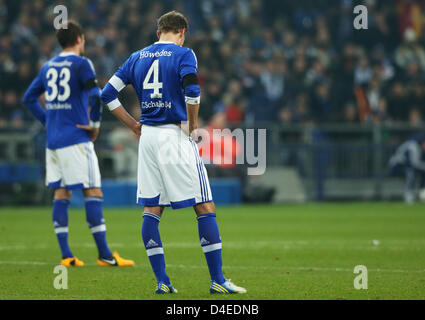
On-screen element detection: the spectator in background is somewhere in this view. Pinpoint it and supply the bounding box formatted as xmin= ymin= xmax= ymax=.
xmin=370 ymin=98 xmax=390 ymax=125
xmin=408 ymin=107 xmax=423 ymax=127
xmin=279 ymin=107 xmax=292 ymax=125
xmin=0 ymin=89 xmax=6 ymax=127
xmin=260 ymin=58 xmax=286 ymax=106
xmin=311 ymin=82 xmax=333 ymax=123
xmin=3 ymin=90 xmax=24 ymax=128
xmin=387 ymin=81 xmax=410 ymax=122
xmin=354 ymin=56 xmax=373 ymax=86
xmin=0 ymin=0 xmax=424 ymax=129
xmin=289 ymin=93 xmax=310 ymax=124
xmin=396 ymin=0 xmax=424 ymax=41
xmin=343 ymin=102 xmax=360 ymax=124
xmin=395 ymin=28 xmax=425 ymax=72
xmin=366 ymin=79 xmax=382 ymax=116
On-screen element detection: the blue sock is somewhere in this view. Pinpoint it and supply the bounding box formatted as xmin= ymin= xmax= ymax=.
xmin=85 ymin=197 xmax=112 ymax=258
xmin=142 ymin=213 xmax=170 ymax=285
xmin=197 ymin=213 xmax=225 ymax=284
xmin=52 ymin=199 xmax=73 ymax=259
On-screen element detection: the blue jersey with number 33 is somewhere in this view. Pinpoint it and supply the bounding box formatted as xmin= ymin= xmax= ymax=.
xmin=23 ymin=52 xmax=97 ymax=149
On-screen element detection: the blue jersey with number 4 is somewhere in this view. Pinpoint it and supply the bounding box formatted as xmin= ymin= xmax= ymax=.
xmin=23 ymin=53 xmax=96 ymax=149
xmin=102 ymin=41 xmax=199 ymax=125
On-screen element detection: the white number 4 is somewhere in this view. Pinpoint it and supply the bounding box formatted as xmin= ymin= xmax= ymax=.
xmin=143 ymin=59 xmax=163 ymax=99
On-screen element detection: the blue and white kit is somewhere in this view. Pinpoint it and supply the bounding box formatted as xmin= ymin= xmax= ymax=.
xmin=23 ymin=52 xmax=102 ymax=189
xmin=102 ymin=41 xmax=212 ymax=208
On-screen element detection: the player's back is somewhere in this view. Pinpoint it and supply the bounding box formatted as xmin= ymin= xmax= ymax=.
xmin=117 ymin=41 xmax=198 ymax=125
xmin=40 ymin=53 xmax=94 ymax=149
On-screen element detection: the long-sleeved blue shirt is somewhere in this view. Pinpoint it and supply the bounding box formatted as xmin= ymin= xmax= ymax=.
xmin=23 ymin=52 xmax=102 ymax=149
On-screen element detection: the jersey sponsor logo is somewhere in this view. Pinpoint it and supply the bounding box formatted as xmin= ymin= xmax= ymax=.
xmin=140 ymin=50 xmax=172 ymax=59
xmin=45 ymin=103 xmax=72 ymax=110
xmin=142 ymin=101 xmax=172 ymax=109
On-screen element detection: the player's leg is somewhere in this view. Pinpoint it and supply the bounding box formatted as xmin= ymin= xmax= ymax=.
xmin=46 ymin=147 xmax=83 ymax=266
xmin=157 ymin=130 xmax=245 ymax=294
xmin=82 ymin=187 xmax=135 ymax=267
xmin=57 ymin=142 xmax=133 ymax=266
xmin=52 ymin=188 xmax=74 ymax=259
xmin=141 ymin=206 xmax=177 ymax=294
xmin=194 ymin=200 xmax=246 ymax=294
xmin=82 ymin=188 xmax=111 ymax=259
xmin=405 ymin=167 xmax=416 ymax=203
xmin=136 ymin=126 xmax=176 ymax=293
xmin=194 ymin=201 xmax=224 ymax=282
xmin=52 ymin=188 xmax=85 ymax=267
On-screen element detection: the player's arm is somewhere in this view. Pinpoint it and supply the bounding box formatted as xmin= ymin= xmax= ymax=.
xmin=86 ymin=79 xmax=103 ymax=129
xmin=183 ymin=74 xmax=201 ymax=136
xmin=76 ymin=58 xmax=105 ymax=141
xmin=76 ymin=79 xmax=104 ymax=141
xmin=180 ymin=50 xmax=201 ymax=138
xmin=101 ymin=75 xmax=141 ymax=137
xmin=22 ymin=72 xmax=46 ymax=126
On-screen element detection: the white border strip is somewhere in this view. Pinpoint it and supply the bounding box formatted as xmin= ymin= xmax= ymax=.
xmin=202 ymin=243 xmax=222 ymax=253
xmin=107 ymin=98 xmax=122 ymax=111
xmin=109 ymin=75 xmax=126 ymax=92
xmin=146 ymin=247 xmax=164 ymax=257
xmin=185 ymin=96 xmax=201 ymax=105
xmin=54 ymin=227 xmax=69 ymax=234
xmin=90 ymin=224 xmax=106 ymax=234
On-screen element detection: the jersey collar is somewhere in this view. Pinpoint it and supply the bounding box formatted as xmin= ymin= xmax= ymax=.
xmin=59 ymin=51 xmax=78 ymax=57
xmin=154 ymin=41 xmax=175 ymax=45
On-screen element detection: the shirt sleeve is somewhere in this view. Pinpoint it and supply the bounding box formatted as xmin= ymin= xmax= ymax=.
xmin=22 ymin=70 xmax=46 ymax=125
xmin=88 ymin=87 xmax=103 ymax=127
xmin=114 ymin=56 xmax=133 ymax=86
xmin=78 ymin=58 xmax=97 ymax=85
xmin=101 ymin=56 xmax=132 ymax=111
xmin=180 ymin=49 xmax=200 ymax=105
xmin=78 ymin=58 xmax=103 ymax=127
xmin=179 ymin=49 xmax=198 ymax=79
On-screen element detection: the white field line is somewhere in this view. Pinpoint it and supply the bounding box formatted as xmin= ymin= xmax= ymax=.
xmin=0 ymin=261 xmax=48 ymax=265
xmin=1 ymin=241 xmax=425 ymax=252
xmin=1 ymin=241 xmax=425 ymax=273
xmin=0 ymin=260 xmax=424 ymax=274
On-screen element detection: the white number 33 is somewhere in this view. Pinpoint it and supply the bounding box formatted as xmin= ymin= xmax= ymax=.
xmin=45 ymin=67 xmax=71 ymax=102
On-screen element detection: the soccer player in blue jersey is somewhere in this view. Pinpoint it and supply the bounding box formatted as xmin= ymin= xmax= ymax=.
xmin=101 ymin=11 xmax=246 ymax=294
xmin=23 ymin=21 xmax=134 ymax=267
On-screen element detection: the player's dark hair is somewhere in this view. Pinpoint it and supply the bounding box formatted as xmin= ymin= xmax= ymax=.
xmin=157 ymin=11 xmax=188 ymax=34
xmin=56 ymin=20 xmax=84 ymax=49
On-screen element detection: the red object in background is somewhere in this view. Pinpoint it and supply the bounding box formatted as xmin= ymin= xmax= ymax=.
xmin=397 ymin=0 xmax=425 ymax=37
xmin=354 ymin=86 xmax=370 ymax=122
xmin=226 ymin=104 xmax=244 ymax=124
xmin=197 ymin=72 xmax=206 ymax=87
xmin=198 ymin=128 xmax=242 ymax=169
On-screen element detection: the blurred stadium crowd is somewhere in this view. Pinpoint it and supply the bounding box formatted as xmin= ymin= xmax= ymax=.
xmin=1 ymin=0 xmax=425 ymax=129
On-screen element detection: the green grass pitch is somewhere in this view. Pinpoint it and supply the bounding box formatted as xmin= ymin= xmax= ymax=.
xmin=0 ymin=203 xmax=424 ymax=300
